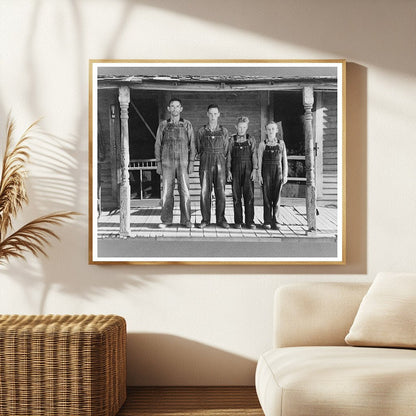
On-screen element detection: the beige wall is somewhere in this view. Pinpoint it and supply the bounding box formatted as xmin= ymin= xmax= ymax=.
xmin=0 ymin=0 xmax=415 ymax=385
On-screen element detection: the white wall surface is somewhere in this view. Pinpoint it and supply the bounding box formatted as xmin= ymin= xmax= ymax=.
xmin=0 ymin=0 xmax=415 ymax=385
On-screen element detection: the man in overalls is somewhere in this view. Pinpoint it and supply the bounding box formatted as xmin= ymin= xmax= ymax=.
xmin=155 ymin=98 xmax=196 ymax=228
xmin=196 ymin=104 xmax=230 ymax=229
xmin=227 ymin=116 xmax=258 ymax=229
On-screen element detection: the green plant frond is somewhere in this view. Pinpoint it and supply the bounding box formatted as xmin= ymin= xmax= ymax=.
xmin=0 ymin=211 xmax=79 ymax=264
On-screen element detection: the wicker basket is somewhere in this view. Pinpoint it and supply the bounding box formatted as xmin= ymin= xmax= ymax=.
xmin=0 ymin=314 xmax=126 ymax=416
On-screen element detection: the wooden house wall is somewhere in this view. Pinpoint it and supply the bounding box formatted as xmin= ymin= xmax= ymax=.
xmin=162 ymin=91 xmax=263 ymax=142
xmin=97 ymin=89 xmax=119 ymax=210
xmin=320 ymin=91 xmax=338 ymax=206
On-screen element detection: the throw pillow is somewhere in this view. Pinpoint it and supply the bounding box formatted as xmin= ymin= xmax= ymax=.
xmin=345 ymin=272 xmax=416 ymax=348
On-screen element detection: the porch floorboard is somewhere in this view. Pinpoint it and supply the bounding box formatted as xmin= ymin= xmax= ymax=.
xmin=97 ymin=204 xmax=337 ymax=240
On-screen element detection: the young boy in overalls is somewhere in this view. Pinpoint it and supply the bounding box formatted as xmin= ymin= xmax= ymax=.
xmin=227 ymin=116 xmax=258 ymax=229
xmin=257 ymin=121 xmax=288 ymax=230
xmin=196 ymin=104 xmax=230 ymax=229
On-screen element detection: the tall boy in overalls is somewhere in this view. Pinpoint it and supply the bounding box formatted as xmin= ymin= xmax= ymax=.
xmin=196 ymin=104 xmax=230 ymax=229
xmin=154 ymin=98 xmax=196 ymax=228
xmin=257 ymin=121 xmax=288 ymax=230
xmin=227 ymin=116 xmax=258 ymax=229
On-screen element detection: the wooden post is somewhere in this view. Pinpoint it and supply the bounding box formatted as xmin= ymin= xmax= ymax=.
xmin=303 ymin=86 xmax=316 ymax=232
xmin=118 ymin=86 xmax=131 ymax=237
xmin=109 ymin=104 xmax=118 ymax=204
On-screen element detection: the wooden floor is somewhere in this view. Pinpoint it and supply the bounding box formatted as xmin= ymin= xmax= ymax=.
xmin=116 ymin=386 xmax=264 ymax=416
xmin=98 ymin=204 xmax=337 ymax=240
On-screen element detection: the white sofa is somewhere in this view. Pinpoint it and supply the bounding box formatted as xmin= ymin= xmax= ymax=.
xmin=255 ymin=282 xmax=416 ymax=416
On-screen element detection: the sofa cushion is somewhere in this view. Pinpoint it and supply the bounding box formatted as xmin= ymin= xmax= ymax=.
xmin=345 ymin=272 xmax=416 ymax=348
xmin=256 ymin=346 xmax=416 ymax=416
xmin=274 ymin=282 xmax=370 ymax=348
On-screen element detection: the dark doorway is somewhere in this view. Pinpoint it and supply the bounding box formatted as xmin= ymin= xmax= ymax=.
xmin=273 ymin=91 xmax=306 ymax=200
xmin=128 ymin=95 xmax=161 ymax=204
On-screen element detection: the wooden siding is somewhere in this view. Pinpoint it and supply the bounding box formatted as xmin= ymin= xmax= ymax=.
xmin=321 ymin=92 xmax=338 ymax=205
xmin=97 ymin=89 xmax=120 ymax=210
xmin=164 ymin=91 xmax=263 ymax=142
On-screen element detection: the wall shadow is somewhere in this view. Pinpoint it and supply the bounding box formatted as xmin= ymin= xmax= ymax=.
xmin=0 ymin=254 xmax=157 ymax=315
xmin=127 ymin=333 xmax=257 ymax=386
xmin=132 ymin=0 xmax=413 ymax=77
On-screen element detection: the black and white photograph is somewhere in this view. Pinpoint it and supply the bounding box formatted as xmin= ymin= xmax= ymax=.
xmin=89 ymin=60 xmax=345 ymax=264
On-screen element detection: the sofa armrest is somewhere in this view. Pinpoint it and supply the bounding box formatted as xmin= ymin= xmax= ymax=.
xmin=273 ymin=282 xmax=370 ymax=348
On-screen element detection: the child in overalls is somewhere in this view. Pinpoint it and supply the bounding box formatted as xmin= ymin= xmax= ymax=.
xmin=257 ymin=121 xmax=288 ymax=230
xmin=227 ymin=116 xmax=258 ymax=229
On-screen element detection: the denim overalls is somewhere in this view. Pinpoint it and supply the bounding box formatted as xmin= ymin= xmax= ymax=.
xmin=262 ymin=141 xmax=284 ymax=226
xmin=160 ymin=120 xmax=192 ymax=225
xmin=198 ymin=126 xmax=228 ymax=224
xmin=230 ymin=135 xmax=255 ymax=226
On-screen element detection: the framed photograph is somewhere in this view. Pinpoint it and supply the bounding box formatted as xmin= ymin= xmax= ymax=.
xmin=89 ymin=60 xmax=345 ymax=264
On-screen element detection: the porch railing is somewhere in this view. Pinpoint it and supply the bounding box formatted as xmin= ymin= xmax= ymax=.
xmin=128 ymin=159 xmax=158 ymax=200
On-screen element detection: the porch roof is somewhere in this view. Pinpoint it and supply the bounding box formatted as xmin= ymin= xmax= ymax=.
xmin=97 ymin=74 xmax=338 ymax=91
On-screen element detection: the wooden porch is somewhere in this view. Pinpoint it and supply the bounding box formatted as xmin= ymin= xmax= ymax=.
xmin=97 ymin=70 xmax=340 ymax=237
xmin=97 ymin=203 xmax=337 ymax=240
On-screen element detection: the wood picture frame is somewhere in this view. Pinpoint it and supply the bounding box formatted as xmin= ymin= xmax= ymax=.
xmin=89 ymin=60 xmax=346 ymax=264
